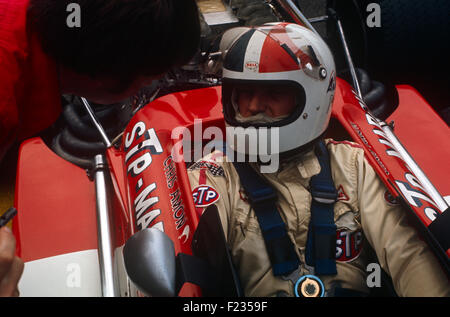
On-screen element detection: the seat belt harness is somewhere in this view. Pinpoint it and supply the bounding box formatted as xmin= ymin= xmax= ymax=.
xmin=232 ymin=162 xmax=300 ymax=276
xmin=305 ymin=140 xmax=338 ymax=276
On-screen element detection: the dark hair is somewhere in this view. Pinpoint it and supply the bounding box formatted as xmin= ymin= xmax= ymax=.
xmin=28 ymin=0 xmax=200 ymax=82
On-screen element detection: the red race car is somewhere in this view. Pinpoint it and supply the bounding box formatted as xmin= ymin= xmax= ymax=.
xmin=12 ymin=0 xmax=449 ymax=296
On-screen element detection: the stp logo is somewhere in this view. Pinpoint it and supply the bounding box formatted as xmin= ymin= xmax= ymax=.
xmin=192 ymin=185 xmax=220 ymax=208
xmin=336 ymin=230 xmax=363 ymax=262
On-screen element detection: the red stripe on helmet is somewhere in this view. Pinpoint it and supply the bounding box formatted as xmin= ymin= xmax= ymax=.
xmin=259 ymin=24 xmax=317 ymax=73
xmin=259 ymin=32 xmax=300 ymax=73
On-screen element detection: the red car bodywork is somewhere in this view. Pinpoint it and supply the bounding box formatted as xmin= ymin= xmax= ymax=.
xmin=13 ymin=79 xmax=450 ymax=295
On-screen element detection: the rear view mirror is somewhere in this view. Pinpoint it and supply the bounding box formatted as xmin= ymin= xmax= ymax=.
xmin=123 ymin=228 xmax=176 ymax=297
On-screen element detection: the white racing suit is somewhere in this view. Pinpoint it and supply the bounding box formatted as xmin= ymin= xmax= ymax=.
xmin=187 ymin=139 xmax=450 ymax=297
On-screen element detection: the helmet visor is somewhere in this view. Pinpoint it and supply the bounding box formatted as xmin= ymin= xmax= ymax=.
xmin=223 ymin=79 xmax=306 ymax=128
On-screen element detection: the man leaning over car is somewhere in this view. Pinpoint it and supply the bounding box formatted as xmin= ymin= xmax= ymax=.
xmin=0 ymin=0 xmax=201 ymax=296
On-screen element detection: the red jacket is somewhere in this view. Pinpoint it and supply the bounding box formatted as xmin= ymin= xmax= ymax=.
xmin=0 ymin=0 xmax=61 ymax=160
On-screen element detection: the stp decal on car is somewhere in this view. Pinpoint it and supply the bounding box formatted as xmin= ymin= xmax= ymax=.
xmin=192 ymin=185 xmax=220 ymax=208
xmin=336 ymin=230 xmax=363 ymax=262
xmin=125 ymin=121 xmax=164 ymax=231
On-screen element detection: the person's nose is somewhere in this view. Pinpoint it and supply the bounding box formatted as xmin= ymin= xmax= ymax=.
xmin=247 ymin=92 xmax=266 ymax=114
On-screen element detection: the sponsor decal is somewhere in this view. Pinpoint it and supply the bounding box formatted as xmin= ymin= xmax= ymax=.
xmin=164 ymin=155 xmax=190 ymax=243
xmin=134 ymin=183 xmax=162 ymax=231
xmin=189 ymin=161 xmax=224 ymax=177
xmin=178 ymin=225 xmax=190 ymax=244
xmin=125 ymin=121 xmax=164 ymax=231
xmin=125 ymin=123 xmax=191 ymax=242
xmin=337 ymin=185 xmax=350 ymax=201
xmin=349 ymin=121 xmax=390 ymax=176
xmin=164 ymin=155 xmax=177 ymax=189
xmin=192 ymin=185 xmax=220 ymax=208
xmin=125 ymin=123 xmax=163 ymax=177
xmin=355 ymin=101 xmax=444 ymax=222
xmin=169 ymin=188 xmax=187 ymax=230
xmin=336 ymin=229 xmax=363 ymax=262
xmin=245 ymin=61 xmax=259 ymax=72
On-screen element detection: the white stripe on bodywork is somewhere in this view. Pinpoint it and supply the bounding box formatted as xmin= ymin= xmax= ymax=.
xmin=19 ymin=249 xmax=102 ymax=297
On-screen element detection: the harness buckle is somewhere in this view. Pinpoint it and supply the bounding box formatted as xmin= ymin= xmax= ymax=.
xmin=311 ymin=189 xmax=338 ymax=204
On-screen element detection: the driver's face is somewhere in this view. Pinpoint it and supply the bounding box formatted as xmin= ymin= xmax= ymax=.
xmin=236 ymin=85 xmax=297 ymax=118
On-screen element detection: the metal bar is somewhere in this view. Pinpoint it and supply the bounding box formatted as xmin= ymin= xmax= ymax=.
xmin=80 ymin=97 xmax=112 ymax=148
xmin=94 ymin=154 xmax=119 ymax=296
xmin=308 ymin=15 xmax=329 ymax=23
xmin=333 ymin=13 xmax=363 ymax=98
xmin=275 ymin=0 xmax=321 ymax=36
xmin=330 ymin=9 xmax=449 ymax=212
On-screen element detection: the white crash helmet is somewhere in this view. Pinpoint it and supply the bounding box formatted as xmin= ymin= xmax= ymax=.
xmin=221 ymin=22 xmax=336 ymax=157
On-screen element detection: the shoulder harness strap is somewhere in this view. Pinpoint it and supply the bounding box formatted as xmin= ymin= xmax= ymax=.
xmin=232 ymin=161 xmax=300 ymax=276
xmin=305 ymin=140 xmax=338 ymax=276
xmin=231 ymin=140 xmax=338 ymax=277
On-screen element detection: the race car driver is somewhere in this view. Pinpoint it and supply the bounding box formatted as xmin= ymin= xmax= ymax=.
xmin=187 ymin=23 xmax=450 ymax=297
xmin=0 ymin=0 xmax=200 ymax=296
